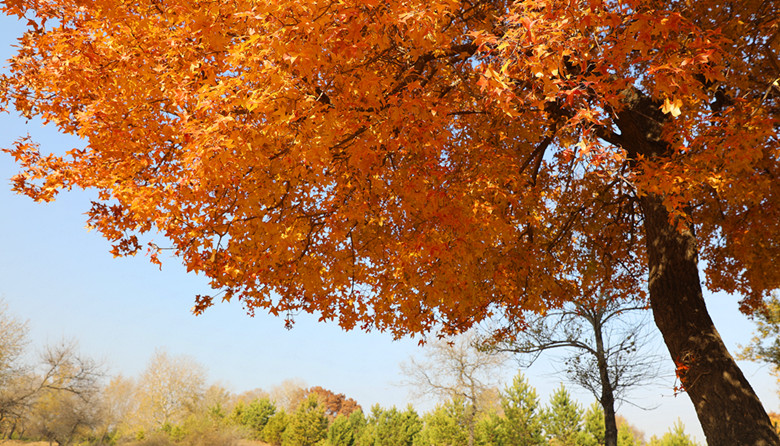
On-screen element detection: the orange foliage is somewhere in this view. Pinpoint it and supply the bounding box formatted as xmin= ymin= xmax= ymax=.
xmin=0 ymin=0 xmax=777 ymax=339
xmin=306 ymin=386 xmax=361 ymax=420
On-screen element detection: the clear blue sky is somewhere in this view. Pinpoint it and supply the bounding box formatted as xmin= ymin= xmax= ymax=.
xmin=0 ymin=11 xmax=776 ymax=443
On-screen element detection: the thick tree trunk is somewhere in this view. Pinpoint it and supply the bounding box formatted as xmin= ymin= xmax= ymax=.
xmin=640 ymin=195 xmax=779 ymax=445
xmin=612 ymin=89 xmax=779 ymax=445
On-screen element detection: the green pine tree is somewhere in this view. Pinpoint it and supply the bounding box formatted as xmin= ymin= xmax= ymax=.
xmin=581 ymin=402 xmax=605 ymax=446
xmin=544 ymin=384 xmax=584 ymax=446
xmin=355 ymin=405 xmax=382 ymax=446
xmin=647 ymin=419 xmax=699 ymax=446
xmin=329 ymin=414 xmax=356 ymax=446
xmin=233 ymin=397 xmax=276 ymax=439
xmin=474 ymin=411 xmax=505 ymax=446
xmin=372 ymin=405 xmax=422 ymax=446
xmin=282 ymin=394 xmax=329 ymax=446
xmin=347 ymin=409 xmax=368 ymax=444
xmin=500 ymin=372 xmax=544 ymax=445
xmin=262 ymin=410 xmax=288 ymax=446
xmin=416 ymin=399 xmax=469 ymax=446
xmin=616 ymin=423 xmax=637 ymax=446
xmin=575 ymin=401 xmax=640 ymax=446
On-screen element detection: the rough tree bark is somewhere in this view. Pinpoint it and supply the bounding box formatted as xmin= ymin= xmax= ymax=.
xmin=640 ymin=195 xmax=778 ymax=445
xmin=615 ymin=91 xmax=780 ymax=446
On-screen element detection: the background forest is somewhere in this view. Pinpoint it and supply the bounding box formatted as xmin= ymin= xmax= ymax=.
xmin=0 ymin=348 xmax=700 ymax=446
xmin=3 ymin=299 xmax=775 ymax=446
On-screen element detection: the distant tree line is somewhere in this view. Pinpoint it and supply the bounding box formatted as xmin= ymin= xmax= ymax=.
xmin=0 ymin=299 xmax=750 ymax=446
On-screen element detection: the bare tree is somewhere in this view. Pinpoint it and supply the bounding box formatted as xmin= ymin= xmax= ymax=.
xmin=0 ymin=298 xmax=31 ymax=439
xmin=400 ymin=331 xmax=508 ymax=446
xmin=134 ymin=349 xmax=206 ymax=429
xmin=487 ymin=296 xmax=659 ymax=446
xmin=29 ymin=340 xmax=104 ymax=446
xmin=269 ymin=378 xmax=307 ymax=413
xmin=233 ymin=387 xmax=270 ymax=405
xmin=96 ymin=375 xmax=137 ymax=441
xmin=0 ymin=303 xmax=104 ymax=444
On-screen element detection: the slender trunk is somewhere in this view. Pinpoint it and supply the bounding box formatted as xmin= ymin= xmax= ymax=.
xmin=640 ymin=195 xmax=778 ymax=445
xmin=466 ymin=402 xmax=476 ymax=446
xmin=592 ymin=317 xmax=618 ymax=446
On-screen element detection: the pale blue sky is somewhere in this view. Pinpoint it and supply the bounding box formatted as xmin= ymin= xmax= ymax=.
xmin=0 ymin=12 xmax=776 ymax=443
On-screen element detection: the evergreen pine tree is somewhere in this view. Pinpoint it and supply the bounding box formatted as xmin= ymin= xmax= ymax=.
xmin=474 ymin=412 xmax=505 ymax=446
xmin=616 ymin=423 xmax=637 ymax=446
xmin=281 ymin=395 xmax=329 ymax=446
xmin=234 ymin=397 xmax=276 ymax=439
xmin=544 ymin=385 xmax=583 ymax=446
xmin=261 ymin=410 xmax=288 ymax=446
xmin=329 ymin=414 xmax=355 ymax=446
xmin=500 ymin=372 xmax=544 ymax=445
xmin=647 ymin=419 xmax=699 ymax=446
xmin=372 ymin=405 xmax=422 ymax=446
xmin=582 ymin=402 xmax=605 ymax=446
xmin=417 ymin=399 xmax=469 ymax=446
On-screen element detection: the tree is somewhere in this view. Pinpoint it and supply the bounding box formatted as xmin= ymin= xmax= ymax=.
xmin=306 ymin=386 xmax=361 ymax=420
xmin=361 ymin=405 xmax=421 ymax=446
xmin=1 ymin=335 xmax=103 ymax=443
xmin=416 ymin=399 xmax=470 ymax=446
xmin=28 ymin=341 xmax=104 ymax=446
xmin=740 ymin=293 xmax=780 ymax=373
xmin=269 ymin=379 xmax=307 ymax=413
xmin=401 ymin=332 xmax=506 ymax=446
xmin=473 ymin=412 xmax=504 ymax=446
xmin=0 ymin=299 xmax=30 ymax=439
xmin=581 ymin=403 xmax=605 ymax=446
xmin=96 ymin=375 xmax=137 ymax=443
xmin=2 ymin=1 xmax=778 ymax=443
xmin=346 ymin=409 xmax=367 ymax=446
xmin=499 ymin=372 xmax=543 ymax=446
xmin=769 ymin=412 xmax=780 ymax=435
xmin=234 ymin=387 xmax=271 ymax=405
xmin=134 ymin=349 xmax=206 ymax=430
xmin=543 ymin=384 xmax=584 ymax=446
xmin=580 ymin=405 xmax=640 ymax=446
xmin=31 ymin=388 xmax=101 ymax=446
xmin=647 ymin=420 xmax=699 ymax=446
xmin=488 ymin=296 xmax=658 ymax=446
xmin=616 ymin=423 xmax=638 ymax=446
xmin=262 ymin=410 xmax=289 ymax=446
xmin=281 ymin=394 xmax=329 ymax=446
xmin=231 ymin=397 xmax=276 ymax=439
xmin=328 ymin=413 xmax=356 ymax=446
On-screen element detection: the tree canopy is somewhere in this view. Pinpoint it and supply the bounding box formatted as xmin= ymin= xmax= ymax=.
xmin=1 ymin=0 xmax=778 ymax=443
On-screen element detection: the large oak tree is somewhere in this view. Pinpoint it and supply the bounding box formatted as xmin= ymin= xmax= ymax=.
xmin=1 ymin=0 xmax=778 ymax=443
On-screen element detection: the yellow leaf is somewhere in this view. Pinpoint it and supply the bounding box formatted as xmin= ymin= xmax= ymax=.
xmin=661 ymin=98 xmax=682 ymax=117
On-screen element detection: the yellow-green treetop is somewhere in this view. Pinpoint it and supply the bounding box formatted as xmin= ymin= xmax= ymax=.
xmin=1 ymin=0 xmax=778 ymax=443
